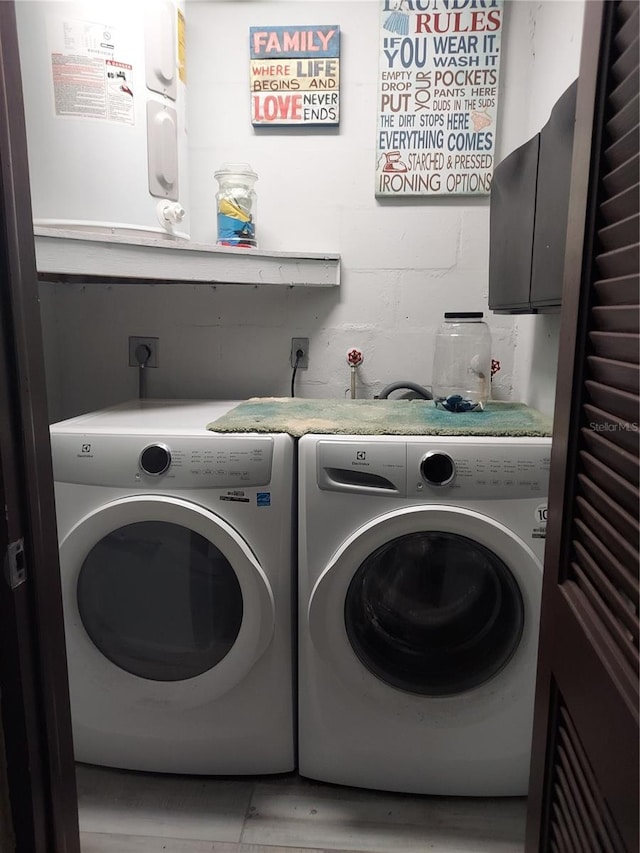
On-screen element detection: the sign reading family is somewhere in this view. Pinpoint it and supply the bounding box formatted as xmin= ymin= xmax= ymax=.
xmin=375 ymin=0 xmax=503 ymax=196
xmin=250 ymin=26 xmax=340 ymax=126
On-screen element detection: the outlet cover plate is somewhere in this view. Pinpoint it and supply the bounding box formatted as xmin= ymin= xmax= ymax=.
xmin=290 ymin=337 xmax=309 ymax=369
xmin=129 ymin=336 xmax=159 ymax=367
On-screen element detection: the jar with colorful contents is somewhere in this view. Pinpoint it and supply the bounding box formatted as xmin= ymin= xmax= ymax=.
xmin=214 ymin=163 xmax=258 ymax=248
xmin=431 ymin=312 xmax=492 ymax=412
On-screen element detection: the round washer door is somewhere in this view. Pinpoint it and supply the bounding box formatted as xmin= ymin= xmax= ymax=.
xmin=308 ymin=505 xmax=542 ymax=701
xmin=60 ymin=495 xmax=275 ymax=710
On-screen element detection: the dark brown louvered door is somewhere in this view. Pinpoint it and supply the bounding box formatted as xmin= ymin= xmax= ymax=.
xmin=526 ymin=2 xmax=639 ymax=851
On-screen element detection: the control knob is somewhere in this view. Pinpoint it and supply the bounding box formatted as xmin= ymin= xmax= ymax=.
xmin=139 ymin=443 xmax=171 ymax=476
xmin=420 ymin=451 xmax=455 ymax=486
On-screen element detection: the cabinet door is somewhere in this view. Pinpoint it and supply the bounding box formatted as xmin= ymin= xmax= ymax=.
xmin=531 ymin=80 xmax=578 ymax=310
xmin=488 ymin=134 xmax=539 ymax=313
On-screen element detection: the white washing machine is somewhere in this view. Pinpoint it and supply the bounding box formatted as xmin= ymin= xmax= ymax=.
xmin=50 ymin=399 xmax=295 ymax=774
xmin=298 ymin=433 xmax=551 ymax=796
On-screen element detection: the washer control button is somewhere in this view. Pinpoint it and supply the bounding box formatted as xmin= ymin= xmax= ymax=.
xmin=140 ymin=443 xmax=171 ymax=476
xmin=420 ymin=452 xmax=455 ymax=486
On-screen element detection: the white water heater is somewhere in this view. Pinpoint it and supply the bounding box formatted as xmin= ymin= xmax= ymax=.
xmin=16 ymin=0 xmax=189 ymax=239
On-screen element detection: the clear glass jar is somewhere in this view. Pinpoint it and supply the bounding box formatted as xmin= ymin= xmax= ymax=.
xmin=431 ymin=312 xmax=492 ymax=412
xmin=214 ymin=163 xmax=258 ymax=248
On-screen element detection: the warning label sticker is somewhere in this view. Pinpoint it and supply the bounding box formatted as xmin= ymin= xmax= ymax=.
xmin=47 ymin=17 xmax=134 ymax=124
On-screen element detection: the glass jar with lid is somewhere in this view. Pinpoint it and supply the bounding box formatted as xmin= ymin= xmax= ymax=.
xmin=431 ymin=312 xmax=492 ymax=412
xmin=214 ymin=163 xmax=258 ymax=248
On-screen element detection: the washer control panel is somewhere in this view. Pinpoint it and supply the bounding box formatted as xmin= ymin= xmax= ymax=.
xmin=316 ymin=439 xmax=551 ymax=499
xmin=408 ymin=441 xmax=551 ymax=499
xmin=51 ymin=434 xmax=274 ymax=488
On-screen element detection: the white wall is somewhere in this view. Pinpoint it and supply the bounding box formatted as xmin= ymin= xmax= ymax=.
xmin=35 ymin=0 xmax=584 ymax=423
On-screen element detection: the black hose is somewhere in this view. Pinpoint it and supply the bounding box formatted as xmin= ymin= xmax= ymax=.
xmin=376 ymin=381 xmax=433 ymax=400
xmin=290 ymin=350 xmax=303 ymax=397
xmin=135 ymin=344 xmax=152 ymax=400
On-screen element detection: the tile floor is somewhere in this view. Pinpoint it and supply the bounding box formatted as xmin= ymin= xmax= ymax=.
xmin=76 ymin=764 xmax=527 ymax=853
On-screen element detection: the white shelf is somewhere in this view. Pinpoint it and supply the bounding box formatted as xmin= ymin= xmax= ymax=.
xmin=33 ymin=227 xmax=341 ymax=287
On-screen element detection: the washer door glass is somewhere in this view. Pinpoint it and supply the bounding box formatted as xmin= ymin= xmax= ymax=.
xmin=77 ymin=520 xmax=243 ymax=681
xmin=344 ymin=531 xmax=524 ymax=695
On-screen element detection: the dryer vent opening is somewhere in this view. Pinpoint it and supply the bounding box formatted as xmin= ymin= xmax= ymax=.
xmin=344 ymin=532 xmax=524 ymax=696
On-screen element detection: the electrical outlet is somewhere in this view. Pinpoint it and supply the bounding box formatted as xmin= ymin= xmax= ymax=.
xmin=290 ymin=337 xmax=309 ymax=369
xmin=129 ymin=336 xmax=159 ymax=368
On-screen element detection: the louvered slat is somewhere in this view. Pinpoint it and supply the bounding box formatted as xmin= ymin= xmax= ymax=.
xmin=576 ymin=496 xmax=638 ymax=572
xmin=610 ymin=36 xmax=639 ymax=86
xmin=558 ymin=747 xmax=606 ymax=851
xmin=552 ymin=805 xmax=575 ymax=853
xmin=618 ymin=0 xmax=638 ymax=20
xmin=554 ymin=750 xmax=602 ymax=852
xmin=573 ymin=522 xmax=639 ymax=609
xmin=593 ymin=274 xmax=639 ymax=304
xmin=587 ymin=333 xmax=639 ymax=363
xmin=609 ymin=68 xmax=639 ymax=113
xmin=598 ymin=213 xmax=640 ymax=250
xmin=578 ymin=473 xmax=639 ymax=542
xmin=587 ymin=355 xmax=639 ymax=393
xmin=579 ymin=450 xmax=638 ymax=517
xmin=593 ymin=245 xmax=640 ymax=281
xmin=557 ymin=733 xmax=616 ymax=853
xmin=602 ymin=152 xmax=639 ymax=195
xmin=584 ymin=379 xmax=640 ymax=422
xmin=573 ymin=536 xmax=639 ymax=643
xmin=556 ymin=708 xmax=625 ymax=852
xmin=591 ymin=303 xmax=639 ymax=331
xmin=614 ymin=4 xmax=639 ymax=52
xmin=607 ymin=92 xmax=639 ymax=139
xmin=557 ymin=765 xmax=593 ymax=851
xmin=547 ymin=706 xmax=627 ymax=852
xmin=584 ymin=404 xmax=640 ymax=460
xmin=600 ymin=182 xmax=639 ymax=222
xmin=555 ymin=783 xmax=583 ymax=852
xmin=574 ymin=520 xmax=638 ymax=606
xmin=604 ymin=122 xmax=639 ymax=168
xmin=580 ymin=427 xmax=639 ymax=486
xmin=572 ymin=562 xmax=638 ymax=672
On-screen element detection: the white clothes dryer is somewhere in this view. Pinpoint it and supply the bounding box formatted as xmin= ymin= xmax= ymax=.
xmin=298 ymin=433 xmax=551 ymax=796
xmin=50 ymin=399 xmax=295 ymax=774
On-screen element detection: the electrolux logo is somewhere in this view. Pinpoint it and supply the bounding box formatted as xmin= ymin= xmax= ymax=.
xmin=77 ymin=443 xmax=93 ymax=459
xmin=352 ymin=450 xmax=369 ymax=467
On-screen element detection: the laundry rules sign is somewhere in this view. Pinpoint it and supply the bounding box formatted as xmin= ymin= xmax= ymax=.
xmin=375 ymin=0 xmax=503 ymax=196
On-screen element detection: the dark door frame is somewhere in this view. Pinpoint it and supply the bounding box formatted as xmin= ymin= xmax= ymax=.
xmin=0 ymin=4 xmax=80 ymax=851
